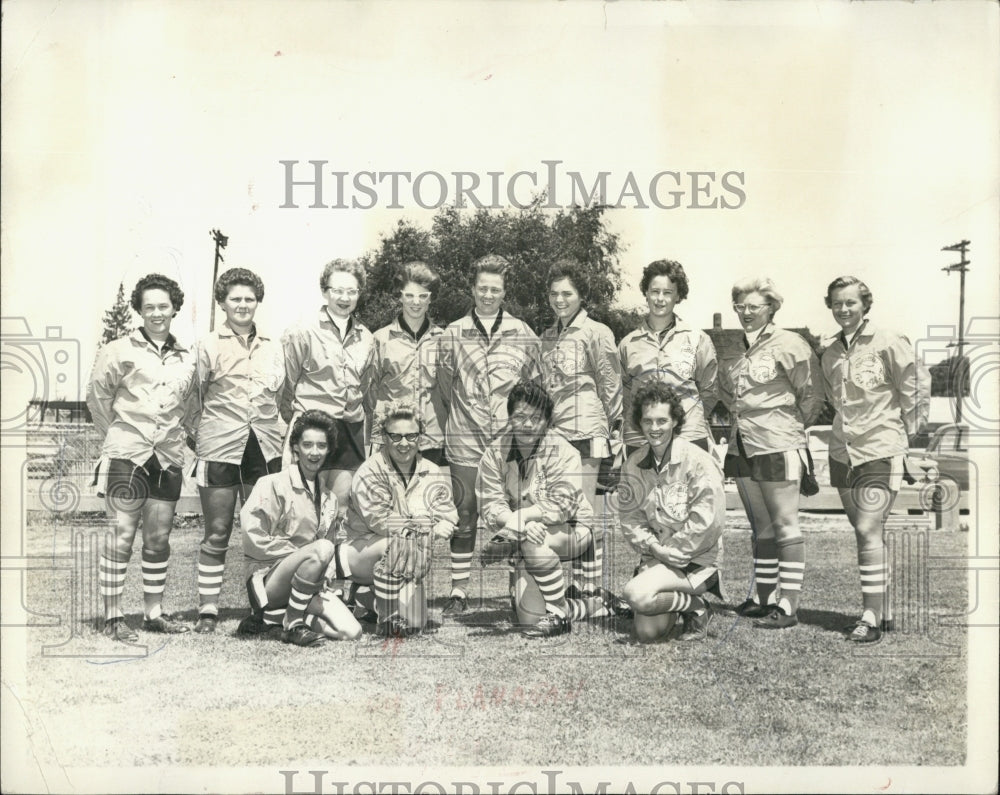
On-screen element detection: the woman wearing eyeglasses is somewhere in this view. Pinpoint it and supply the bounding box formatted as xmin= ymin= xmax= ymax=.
xmin=718 ymin=278 xmax=822 ymax=629
xmin=619 ymin=259 xmax=718 ymax=455
xmin=820 ymin=276 xmax=929 ymax=643
xmin=281 ymin=259 xmax=375 ymax=523
xmin=339 ymin=402 xmax=458 ymax=637
xmin=436 ymin=254 xmax=541 ymax=616
xmin=367 ymin=262 xmax=447 ymax=466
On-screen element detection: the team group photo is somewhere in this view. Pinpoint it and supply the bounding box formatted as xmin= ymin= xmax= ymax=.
xmin=89 ymin=251 xmax=931 ymax=650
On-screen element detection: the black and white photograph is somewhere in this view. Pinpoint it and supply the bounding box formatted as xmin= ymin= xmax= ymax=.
xmin=2 ymin=2 xmax=998 ymax=793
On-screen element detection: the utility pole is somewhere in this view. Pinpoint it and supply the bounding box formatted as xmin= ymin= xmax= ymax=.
xmin=209 ymin=229 xmax=229 ymax=331
xmin=941 ymin=240 xmax=970 ymax=426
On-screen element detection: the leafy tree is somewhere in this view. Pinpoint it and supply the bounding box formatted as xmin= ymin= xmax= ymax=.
xmin=356 ymin=199 xmax=627 ymax=336
xmin=100 ymin=282 xmax=133 ymax=346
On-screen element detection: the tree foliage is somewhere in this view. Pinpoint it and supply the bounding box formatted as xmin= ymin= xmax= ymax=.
xmin=356 ymin=200 xmax=628 ymax=336
xmin=100 ymin=283 xmax=133 ymax=347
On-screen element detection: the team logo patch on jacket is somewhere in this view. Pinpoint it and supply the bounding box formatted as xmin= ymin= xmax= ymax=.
xmin=653 ymin=481 xmax=689 ymax=522
xmin=750 ymin=352 xmax=777 ymax=383
xmin=851 ymin=352 xmax=885 ymax=390
xmin=673 ymin=342 xmax=697 ymax=380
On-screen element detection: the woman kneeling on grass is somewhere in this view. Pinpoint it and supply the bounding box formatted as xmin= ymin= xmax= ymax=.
xmin=620 ymin=382 xmax=725 ymax=643
xmin=339 ymin=401 xmax=458 ymax=638
xmin=477 ymin=381 xmax=627 ymax=638
xmin=238 ymin=410 xmax=362 ymax=646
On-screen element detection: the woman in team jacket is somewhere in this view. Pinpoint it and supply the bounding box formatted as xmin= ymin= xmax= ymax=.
xmin=619 ymin=382 xmax=725 ymax=643
xmin=190 ymin=268 xmax=286 ymax=633
xmin=341 ymin=402 xmax=458 ymax=638
xmin=820 ymin=276 xmax=929 ymax=644
xmin=280 ymin=258 xmax=375 ymax=522
xmin=476 ymin=382 xmax=597 ymax=638
xmin=719 ymin=277 xmax=822 ymax=630
xmin=366 ymin=261 xmax=447 ymax=466
xmin=436 ymin=254 xmax=541 ymax=616
xmin=87 ymin=273 xmax=197 ymax=642
xmin=239 ymin=410 xmax=362 ymax=646
xmin=619 ymin=259 xmax=718 ymax=454
xmin=540 ymin=258 xmax=625 ymax=618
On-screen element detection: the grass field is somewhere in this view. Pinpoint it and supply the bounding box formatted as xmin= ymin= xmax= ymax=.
xmin=15 ymin=509 xmax=967 ymax=772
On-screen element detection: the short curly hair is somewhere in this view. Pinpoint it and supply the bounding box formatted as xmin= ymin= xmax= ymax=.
xmin=130 ymin=273 xmax=184 ymax=314
xmin=639 ymin=259 xmax=689 ymax=300
xmin=378 ymin=400 xmax=425 ymax=434
xmin=824 ymin=275 xmax=873 ymax=314
xmin=731 ymin=276 xmax=783 ymax=316
xmin=214 ymin=267 xmax=264 ymax=303
xmin=471 ymin=254 xmax=510 ymax=286
xmin=319 ymin=258 xmax=366 ymax=292
xmin=289 ymin=409 xmax=339 ymax=452
xmin=547 ymin=257 xmax=590 ymax=301
xmin=630 ymin=381 xmax=686 ymax=436
xmin=395 ymin=261 xmax=440 ymax=294
xmin=506 ymin=381 xmax=554 ymax=427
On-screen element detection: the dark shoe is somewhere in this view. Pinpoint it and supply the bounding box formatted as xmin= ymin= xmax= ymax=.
xmin=881 ymin=617 xmax=895 ymax=633
xmin=376 ymin=615 xmax=419 ymax=638
xmin=522 ymin=611 xmax=571 ymax=638
xmin=593 ymin=587 xmax=633 ymax=619
xmin=564 ymin=583 xmax=586 ymax=601
xmin=480 ymin=534 xmax=517 ymax=567
xmin=281 ymin=624 xmax=327 ymax=647
xmin=442 ymin=594 xmax=468 ymax=615
xmin=678 ymin=604 xmax=713 ymax=642
xmin=734 ymin=599 xmax=770 ymax=618
xmin=846 ymin=619 xmax=882 ymax=644
xmin=753 ymin=605 xmax=798 ymax=629
xmin=236 ymin=613 xmax=264 ymax=636
xmin=143 ymin=614 xmax=191 ymax=634
xmin=103 ymin=617 xmax=139 ymax=644
xmin=193 ymin=614 xmax=218 ymax=634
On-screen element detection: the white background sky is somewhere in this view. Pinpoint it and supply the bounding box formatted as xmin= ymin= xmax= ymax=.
xmin=2 ymin=3 xmax=998 ymax=792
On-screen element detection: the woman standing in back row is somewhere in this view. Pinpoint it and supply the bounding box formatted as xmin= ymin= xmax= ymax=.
xmin=540 ymin=258 xmax=626 ymax=618
xmin=190 ymin=267 xmax=286 ymax=633
xmin=821 ymin=276 xmax=929 ymax=643
xmin=619 ymin=259 xmax=718 ymax=454
xmin=718 ymin=277 xmax=822 ymax=630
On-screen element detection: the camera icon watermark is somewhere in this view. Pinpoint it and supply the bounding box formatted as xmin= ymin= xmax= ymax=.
xmin=0 ymin=316 xmax=82 ymax=443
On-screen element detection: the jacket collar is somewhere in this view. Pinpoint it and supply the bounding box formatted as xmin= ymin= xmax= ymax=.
xmin=217 ymin=320 xmax=262 ymax=343
xmin=135 ymin=327 xmax=186 ymax=353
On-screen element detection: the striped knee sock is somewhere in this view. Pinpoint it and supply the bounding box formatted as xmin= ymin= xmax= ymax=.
xmin=648 ymin=591 xmax=703 ymax=616
xmin=285 ymin=572 xmax=323 ymax=629
xmin=777 ymin=536 xmax=805 ymax=614
xmin=197 ymin=543 xmax=227 ymax=616
xmin=99 ymin=549 xmax=130 ymax=620
xmin=754 ymin=537 xmax=779 ymax=607
xmin=141 ymin=547 xmax=170 ymax=620
xmin=449 ymin=536 xmax=474 ymax=596
xmin=527 ymin=557 xmax=567 ymax=618
xmin=263 ymin=607 xmax=285 ymax=627
xmin=373 ymin=560 xmax=404 ymax=621
xmin=580 ymin=530 xmax=604 ymax=594
xmin=858 ymin=547 xmax=887 ymax=624
xmin=565 ymin=598 xmax=588 ymax=620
